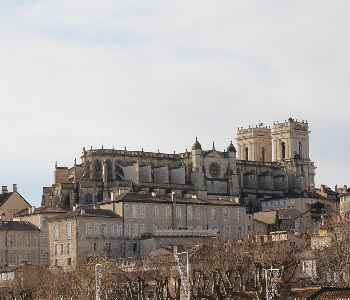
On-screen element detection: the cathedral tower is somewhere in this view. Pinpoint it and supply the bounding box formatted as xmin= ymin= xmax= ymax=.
xmin=271 ymin=118 xmax=310 ymax=161
xmin=236 ymin=123 xmax=272 ymax=162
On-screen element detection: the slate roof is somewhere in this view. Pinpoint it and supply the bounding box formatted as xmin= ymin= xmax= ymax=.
xmin=48 ymin=208 xmax=121 ymax=221
xmin=0 ymin=221 xmax=40 ymax=231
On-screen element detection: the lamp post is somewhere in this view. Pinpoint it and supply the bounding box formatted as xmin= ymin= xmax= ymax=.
xmin=265 ymin=267 xmax=282 ymax=300
xmin=95 ymin=263 xmax=102 ymax=300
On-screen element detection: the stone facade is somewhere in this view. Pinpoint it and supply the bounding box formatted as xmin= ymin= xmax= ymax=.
xmin=0 ymin=185 xmax=30 ymax=221
xmin=42 ymin=118 xmax=316 ymax=213
xmin=13 ymin=206 xmax=67 ymax=266
xmin=48 ymin=208 xmax=122 ymax=271
xmin=0 ymin=221 xmax=40 ymax=267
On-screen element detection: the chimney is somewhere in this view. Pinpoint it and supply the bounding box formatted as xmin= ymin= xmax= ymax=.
xmin=12 ymin=184 xmax=17 ymax=193
xmin=2 ymin=186 xmax=8 ymax=194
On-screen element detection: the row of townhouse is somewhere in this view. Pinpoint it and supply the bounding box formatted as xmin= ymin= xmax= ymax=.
xmin=5 ymin=192 xmax=250 ymax=271
xmin=49 ymin=192 xmax=249 ymax=270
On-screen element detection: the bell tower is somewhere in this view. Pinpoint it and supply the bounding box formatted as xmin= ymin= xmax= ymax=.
xmin=272 ymin=118 xmax=310 ymax=161
xmin=272 ymin=118 xmax=316 ymax=188
xmin=236 ymin=123 xmax=272 ymax=162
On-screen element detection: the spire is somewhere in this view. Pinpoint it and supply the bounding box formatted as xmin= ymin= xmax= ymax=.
xmin=212 ymin=141 xmax=215 ymax=150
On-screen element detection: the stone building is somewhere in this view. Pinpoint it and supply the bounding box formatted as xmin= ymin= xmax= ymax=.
xmin=98 ymin=192 xmax=248 ymax=255
xmin=0 ymin=221 xmax=40 ymax=267
xmin=0 ymin=184 xmax=30 ymax=221
xmin=42 ymin=118 xmax=316 ymax=212
xmin=48 ymin=208 xmax=122 ymax=271
xmin=14 ymin=206 xmax=67 ymax=266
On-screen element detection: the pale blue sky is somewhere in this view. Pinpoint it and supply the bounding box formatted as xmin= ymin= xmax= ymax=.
xmin=0 ymin=1 xmax=349 ymax=206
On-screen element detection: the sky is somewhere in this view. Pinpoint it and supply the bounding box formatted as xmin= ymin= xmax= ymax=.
xmin=0 ymin=1 xmax=349 ymax=206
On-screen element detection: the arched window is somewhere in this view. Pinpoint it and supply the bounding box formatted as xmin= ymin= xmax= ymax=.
xmin=298 ymin=142 xmax=302 ymax=159
xmin=83 ymin=193 xmax=93 ymax=205
xmin=281 ymin=142 xmax=286 ymax=160
xmin=106 ymin=159 xmax=113 ymax=181
xmin=245 ymin=147 xmax=249 ymax=161
xmin=262 ymin=147 xmax=265 ymax=162
xmin=115 ymin=164 xmax=124 ymax=181
xmin=93 ymin=159 xmax=102 ymax=181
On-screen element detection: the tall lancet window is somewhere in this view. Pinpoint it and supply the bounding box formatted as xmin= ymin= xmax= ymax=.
xmin=281 ymin=142 xmax=286 ymax=160
xmin=262 ymin=147 xmax=265 ymax=162
xmin=299 ymin=142 xmax=302 ymax=159
xmin=245 ymin=147 xmax=249 ymax=161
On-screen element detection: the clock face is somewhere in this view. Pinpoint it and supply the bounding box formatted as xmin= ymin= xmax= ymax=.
xmin=209 ymin=162 xmax=221 ymax=178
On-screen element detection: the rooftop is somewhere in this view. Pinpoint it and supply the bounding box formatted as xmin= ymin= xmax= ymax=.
xmin=0 ymin=221 xmax=39 ymax=231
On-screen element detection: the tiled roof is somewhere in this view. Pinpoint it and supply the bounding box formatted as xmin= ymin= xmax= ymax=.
xmin=14 ymin=206 xmax=67 ymax=217
xmin=0 ymin=221 xmax=39 ymax=231
xmin=307 ymin=287 xmax=350 ymax=299
xmin=110 ymin=193 xmax=245 ymax=206
xmin=48 ymin=208 xmax=121 ymax=221
xmin=253 ymin=211 xmax=277 ymax=224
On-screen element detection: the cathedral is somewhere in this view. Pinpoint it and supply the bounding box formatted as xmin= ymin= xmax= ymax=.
xmin=42 ymin=118 xmax=316 ymax=212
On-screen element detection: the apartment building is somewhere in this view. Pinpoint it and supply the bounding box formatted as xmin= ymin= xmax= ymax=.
xmin=14 ymin=206 xmax=67 ymax=266
xmin=48 ymin=208 xmax=122 ymax=270
xmin=0 ymin=221 xmax=40 ymax=267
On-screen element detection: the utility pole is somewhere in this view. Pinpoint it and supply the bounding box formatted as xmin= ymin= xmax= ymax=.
xmin=174 ymin=251 xmax=190 ymax=300
xmin=95 ymin=263 xmax=102 ymax=300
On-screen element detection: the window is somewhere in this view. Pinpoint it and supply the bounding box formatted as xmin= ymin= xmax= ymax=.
xmin=133 ymin=224 xmax=139 ymax=238
xmin=132 ymin=204 xmax=138 ymax=218
xmin=154 ymin=205 xmax=159 ymax=219
xmin=245 ymin=147 xmax=249 ymax=161
xmin=60 ymin=244 xmax=64 ymax=255
xmin=54 ymin=244 xmax=58 ymax=255
xmin=224 ymin=226 xmax=230 ymax=238
xmin=237 ymin=227 xmax=243 ymax=239
xmin=105 ymin=242 xmax=111 ymax=252
xmin=237 ymin=209 xmax=242 ymax=221
xmin=54 ymin=224 xmax=59 ymax=241
xmin=109 ymin=224 xmax=115 ymax=237
xmin=124 ymin=204 xmax=130 ymax=218
xmin=67 ymin=258 xmax=72 ymax=266
xmin=262 ymin=147 xmax=265 ymax=162
xmin=55 ymin=259 xmax=59 ymax=267
xmin=166 ymin=206 xmax=172 ymax=220
xmin=0 ymin=234 xmax=3 ymax=246
xmin=223 ymin=208 xmax=229 ymax=221
xmin=212 ymin=208 xmax=217 ymax=221
xmin=23 ymin=253 xmax=30 ymax=263
xmin=176 ymin=206 xmax=182 ymax=219
xmin=43 ymin=237 xmax=48 ymax=247
xmin=7 ymin=233 xmax=14 ymax=247
xmin=248 ymin=225 xmax=252 ymax=232
xmin=196 ymin=207 xmax=202 ymax=221
xmin=25 ymin=234 xmax=30 ymax=247
xmin=66 ymin=222 xmax=72 ymax=240
xmin=117 ymin=224 xmax=122 ymax=238
xmin=42 ymin=219 xmax=48 ymax=229
xmin=140 ymin=205 xmax=145 ymax=219
xmin=281 ymin=142 xmax=286 ymax=160
xmin=125 ymin=224 xmax=130 ymax=238
xmin=67 ymin=243 xmax=72 ymax=254
xmin=187 ymin=206 xmax=192 ymax=220
xmin=44 ymin=253 xmax=48 ymax=263
xmin=101 ymin=224 xmax=107 ymax=237
xmin=132 ymin=243 xmax=138 ymax=252
xmin=140 ymin=224 xmax=146 ymax=235
xmin=86 ymin=223 xmax=92 ymax=236
xmin=93 ymin=242 xmax=97 ymax=251
xmin=17 ymin=234 xmax=22 ymax=247
xmin=94 ymin=224 xmax=99 ymax=236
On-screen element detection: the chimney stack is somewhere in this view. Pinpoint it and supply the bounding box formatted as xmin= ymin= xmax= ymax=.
xmin=13 ymin=184 xmax=17 ymax=193
xmin=2 ymin=186 xmax=8 ymax=194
